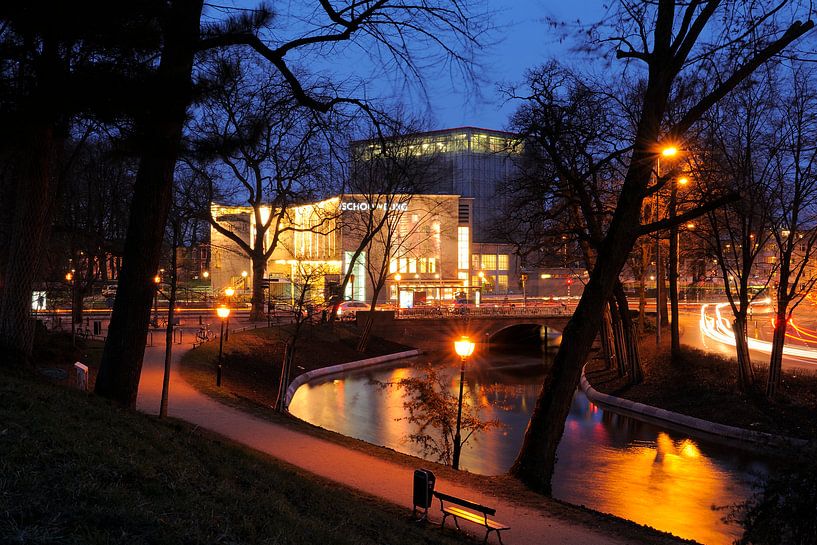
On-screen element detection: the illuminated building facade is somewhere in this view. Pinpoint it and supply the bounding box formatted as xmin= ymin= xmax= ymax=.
xmin=209 ymin=194 xmax=473 ymax=305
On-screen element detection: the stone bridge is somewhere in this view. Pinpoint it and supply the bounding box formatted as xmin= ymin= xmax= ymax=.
xmin=365 ymin=312 xmax=571 ymax=352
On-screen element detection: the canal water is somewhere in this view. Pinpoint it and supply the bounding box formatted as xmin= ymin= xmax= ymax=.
xmin=289 ymin=351 xmax=767 ymax=545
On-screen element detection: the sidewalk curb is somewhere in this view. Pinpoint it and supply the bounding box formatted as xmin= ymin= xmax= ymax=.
xmin=284 ymin=349 xmax=422 ymax=409
xmin=580 ymin=365 xmax=808 ymax=449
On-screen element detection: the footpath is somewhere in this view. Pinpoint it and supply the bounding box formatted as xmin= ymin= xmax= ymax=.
xmin=135 ymin=334 xmax=683 ymax=545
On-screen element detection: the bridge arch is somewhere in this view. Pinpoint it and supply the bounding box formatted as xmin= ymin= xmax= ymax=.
xmin=487 ymin=322 xmax=562 ymax=350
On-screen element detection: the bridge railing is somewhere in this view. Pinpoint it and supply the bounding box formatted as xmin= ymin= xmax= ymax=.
xmin=394 ymin=304 xmax=574 ymax=320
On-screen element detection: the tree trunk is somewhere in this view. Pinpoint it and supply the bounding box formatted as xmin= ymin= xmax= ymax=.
xmin=732 ymin=316 xmax=755 ymax=392
xmin=600 ymin=303 xmax=616 ymax=372
xmin=250 ymin=251 xmax=266 ymax=321
xmin=94 ymin=0 xmax=202 ymax=407
xmin=767 ymin=306 xmax=788 ymax=399
xmin=0 ymin=125 xmax=60 ymax=365
xmin=356 ymin=283 xmax=384 ymax=353
xmin=669 ymin=217 xmax=680 ymax=360
xmin=614 ymin=282 xmax=643 ymax=384
xmin=608 ymin=298 xmax=628 ymax=377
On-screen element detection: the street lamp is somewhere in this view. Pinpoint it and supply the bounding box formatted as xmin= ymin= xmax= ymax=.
xmin=669 ymin=174 xmax=691 ymax=357
xmin=66 ymin=271 xmax=75 ymax=346
xmin=395 ymin=273 xmax=402 ymax=307
xmin=241 ymin=270 xmax=248 ymax=290
xmin=223 ymin=286 xmax=234 ymax=341
xmin=153 ymin=273 xmax=161 ymax=326
xmin=216 ymin=305 xmax=230 ymax=386
xmin=452 ymin=336 xmax=475 ymax=470
xmin=654 ymin=144 xmax=681 ymax=345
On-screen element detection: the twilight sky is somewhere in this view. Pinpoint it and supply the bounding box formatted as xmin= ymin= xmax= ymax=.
xmin=229 ymin=0 xmax=610 ymax=132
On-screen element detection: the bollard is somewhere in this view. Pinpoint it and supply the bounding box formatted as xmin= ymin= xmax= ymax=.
xmin=74 ymin=362 xmax=89 ymax=392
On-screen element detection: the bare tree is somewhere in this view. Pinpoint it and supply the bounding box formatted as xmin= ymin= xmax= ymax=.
xmin=510 ymin=1 xmax=813 ymax=494
xmin=190 ymin=53 xmax=340 ymax=320
xmin=96 ymin=1 xmax=489 ymax=407
xmin=766 ymin=65 xmax=817 ymax=398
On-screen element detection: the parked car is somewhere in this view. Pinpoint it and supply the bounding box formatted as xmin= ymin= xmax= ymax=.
xmin=337 ymin=301 xmax=369 ymax=320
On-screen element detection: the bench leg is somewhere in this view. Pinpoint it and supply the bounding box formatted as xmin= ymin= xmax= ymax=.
xmin=440 ymin=513 xmax=449 ymax=529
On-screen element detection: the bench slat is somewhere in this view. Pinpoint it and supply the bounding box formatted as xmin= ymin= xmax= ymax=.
xmin=434 ymin=491 xmax=496 ymax=515
xmin=443 ymin=506 xmax=509 ymax=530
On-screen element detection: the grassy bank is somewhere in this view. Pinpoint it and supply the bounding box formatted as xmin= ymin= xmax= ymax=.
xmin=587 ymin=344 xmax=817 ymax=441
xmin=180 ymin=322 xmax=411 ymax=409
xmin=0 ymin=370 xmax=473 ymax=545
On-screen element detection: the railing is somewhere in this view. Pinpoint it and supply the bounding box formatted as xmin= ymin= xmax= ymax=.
xmin=394 ymin=304 xmax=575 ymax=320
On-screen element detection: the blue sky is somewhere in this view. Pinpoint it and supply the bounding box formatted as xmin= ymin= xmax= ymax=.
xmin=225 ymin=1 xmax=609 ymax=131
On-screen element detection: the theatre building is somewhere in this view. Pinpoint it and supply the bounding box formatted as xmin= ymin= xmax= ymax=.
xmin=209 ymin=194 xmax=482 ymax=306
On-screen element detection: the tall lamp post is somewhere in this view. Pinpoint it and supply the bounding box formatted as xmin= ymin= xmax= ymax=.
xmin=216 ymin=305 xmax=230 ymax=386
xmin=224 ymin=286 xmax=235 ymax=341
xmin=153 ymin=273 xmax=161 ymax=326
xmin=394 ymin=273 xmax=402 ymax=308
xmin=452 ymin=336 xmax=475 ymax=470
xmin=655 ymin=145 xmax=679 ymax=345
xmin=669 ymin=176 xmax=690 ymax=357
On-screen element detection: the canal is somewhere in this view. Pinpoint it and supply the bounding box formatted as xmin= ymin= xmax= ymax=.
xmin=289 ymin=349 xmax=767 ymax=545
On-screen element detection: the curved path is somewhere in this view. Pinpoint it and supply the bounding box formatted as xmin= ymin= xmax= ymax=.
xmin=134 ymin=333 xmax=675 ymax=545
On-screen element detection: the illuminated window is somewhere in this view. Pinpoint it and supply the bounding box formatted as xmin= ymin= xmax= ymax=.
xmin=472 ymin=254 xmax=480 ymax=270
xmin=481 ymin=254 xmax=496 ymax=270
xmin=457 ymin=271 xmax=468 ymax=281
xmin=498 ymin=254 xmax=509 ymax=270
xmin=498 ymin=275 xmax=509 ymax=292
xmin=409 ymin=258 xmax=417 ymax=273
xmin=457 ymin=227 xmax=469 ymax=269
xmin=419 ymin=258 xmax=427 ymax=273
xmin=389 ymin=259 xmax=397 ymax=274
xmin=428 ymin=258 xmax=436 ymax=273
xmin=399 ymin=258 xmax=408 ymax=273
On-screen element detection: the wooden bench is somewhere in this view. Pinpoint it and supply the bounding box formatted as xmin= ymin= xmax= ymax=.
xmin=433 ymin=491 xmax=510 ymax=544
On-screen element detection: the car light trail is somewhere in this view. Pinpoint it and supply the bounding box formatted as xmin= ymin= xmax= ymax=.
xmin=699 ymin=303 xmax=817 ymax=363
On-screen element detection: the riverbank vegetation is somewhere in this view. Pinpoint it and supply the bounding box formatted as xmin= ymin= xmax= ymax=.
xmin=586 ymin=344 xmax=817 ymax=441
xmin=1 ymin=370 xmax=479 ymax=545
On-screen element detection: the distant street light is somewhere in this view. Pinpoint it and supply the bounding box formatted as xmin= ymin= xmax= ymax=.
xmin=66 ymin=271 xmax=75 ymax=346
xmin=452 ymin=336 xmax=475 ymax=470
xmin=216 ymin=306 xmax=231 ymax=387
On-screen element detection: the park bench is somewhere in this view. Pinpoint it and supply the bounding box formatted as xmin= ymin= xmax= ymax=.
xmin=433 ymin=491 xmax=509 ymax=545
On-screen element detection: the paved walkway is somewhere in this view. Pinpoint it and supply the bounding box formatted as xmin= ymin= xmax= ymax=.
xmin=135 ymin=334 xmax=653 ymax=545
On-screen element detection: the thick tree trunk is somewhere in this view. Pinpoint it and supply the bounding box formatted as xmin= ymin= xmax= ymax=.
xmin=600 ymin=303 xmax=616 ymax=372
xmin=250 ymin=252 xmax=266 ymax=321
xmin=767 ymin=306 xmax=788 ymax=399
xmin=0 ymin=125 xmax=60 ymax=365
xmin=732 ymin=316 xmax=755 ymax=392
xmin=94 ymin=0 xmax=202 ymax=407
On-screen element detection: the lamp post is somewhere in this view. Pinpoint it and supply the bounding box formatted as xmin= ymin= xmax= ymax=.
xmin=477 ymin=271 xmax=485 ymax=307
xmin=216 ymin=305 xmax=230 ymax=386
xmin=66 ymin=271 xmax=75 ymax=346
xmin=395 ymin=273 xmax=402 ymax=308
xmin=224 ymin=287 xmax=234 ymax=341
xmin=241 ymin=270 xmax=248 ymax=290
xmin=669 ymin=175 xmax=689 ymax=357
xmin=655 ymin=145 xmax=679 ymax=345
xmin=153 ymin=273 xmax=161 ymax=326
xmin=452 ymin=336 xmax=475 ymax=470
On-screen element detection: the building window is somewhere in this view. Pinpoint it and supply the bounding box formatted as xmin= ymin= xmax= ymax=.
xmin=498 ymin=274 xmax=509 ymax=292
xmin=457 ymin=227 xmax=469 ymax=270
xmin=409 ymin=258 xmax=417 ymax=273
xmin=498 ymin=254 xmax=509 ymax=270
xmin=472 ymin=254 xmax=480 ymax=270
xmin=428 ymin=258 xmax=436 ymax=273
xmin=389 ymin=259 xmax=397 ymax=274
xmin=480 ymin=254 xmax=496 ymax=270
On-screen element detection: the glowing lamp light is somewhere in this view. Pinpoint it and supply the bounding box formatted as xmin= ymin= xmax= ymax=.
xmin=394 ymin=273 xmax=401 ymax=282
xmin=216 ymin=306 xmax=231 ymax=319
xmin=241 ymin=270 xmax=248 ymax=278
xmin=153 ymin=275 xmax=161 ymax=284
xmin=65 ymin=272 xmax=73 ymax=282
xmin=661 ymin=146 xmax=679 ymax=157
xmin=202 ymin=271 xmax=210 ymax=278
xmin=677 ymin=177 xmax=689 ymax=186
xmin=686 ymin=222 xmax=696 ymax=230
xmin=225 ymin=287 xmax=235 ymax=297
xmin=454 ymin=336 xmax=475 ymax=359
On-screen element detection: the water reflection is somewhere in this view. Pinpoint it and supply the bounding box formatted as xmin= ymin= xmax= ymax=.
xmin=289 ymin=353 xmax=765 ymax=545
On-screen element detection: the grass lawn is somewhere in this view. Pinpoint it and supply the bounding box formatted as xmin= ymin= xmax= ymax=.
xmin=587 ymin=343 xmax=817 ymax=441
xmin=0 ymin=370 xmax=472 ymax=545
